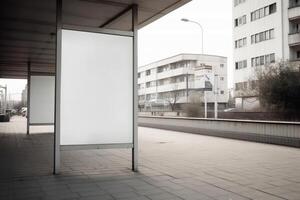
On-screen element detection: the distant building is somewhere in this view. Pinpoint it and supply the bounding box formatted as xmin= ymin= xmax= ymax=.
xmin=233 ymin=0 xmax=300 ymax=110
xmin=138 ymin=54 xmax=228 ymax=110
xmin=21 ymin=84 xmax=27 ymax=106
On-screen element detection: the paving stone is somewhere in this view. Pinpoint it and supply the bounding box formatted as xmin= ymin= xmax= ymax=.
xmin=0 ymin=117 xmax=298 ymax=200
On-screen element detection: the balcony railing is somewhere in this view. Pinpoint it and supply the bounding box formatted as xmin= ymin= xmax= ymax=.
xmin=288 ymin=5 xmax=300 ymax=20
xmin=156 ymin=68 xmax=193 ymax=80
xmin=288 ymin=32 xmax=300 ymax=46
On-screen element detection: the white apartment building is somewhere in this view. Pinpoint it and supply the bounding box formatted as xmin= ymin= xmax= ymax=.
xmin=233 ymin=0 xmax=300 ymax=109
xmin=138 ymin=54 xmax=228 ymax=110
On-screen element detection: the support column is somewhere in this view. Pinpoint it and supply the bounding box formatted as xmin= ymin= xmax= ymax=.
xmin=214 ymin=74 xmax=218 ymax=119
xmin=204 ymin=91 xmax=207 ymax=118
xmin=54 ymin=0 xmax=62 ymax=174
xmin=132 ymin=4 xmax=138 ymax=172
xmin=27 ymin=61 xmax=31 ymax=135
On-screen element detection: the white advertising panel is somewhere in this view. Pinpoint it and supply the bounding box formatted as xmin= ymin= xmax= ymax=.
xmin=30 ymin=76 xmax=55 ymax=124
xmin=194 ymin=68 xmax=213 ymax=91
xmin=60 ymin=30 xmax=133 ymax=145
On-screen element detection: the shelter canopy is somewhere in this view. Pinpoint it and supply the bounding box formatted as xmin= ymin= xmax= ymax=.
xmin=0 ymin=0 xmax=190 ymax=78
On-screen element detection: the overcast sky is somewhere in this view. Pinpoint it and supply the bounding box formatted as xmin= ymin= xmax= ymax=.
xmin=0 ymin=0 xmax=233 ymax=100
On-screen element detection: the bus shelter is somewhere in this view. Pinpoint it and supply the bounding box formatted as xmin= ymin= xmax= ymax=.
xmin=0 ymin=0 xmax=191 ymax=174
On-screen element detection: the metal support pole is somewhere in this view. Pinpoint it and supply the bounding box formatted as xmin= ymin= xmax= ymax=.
xmin=54 ymin=0 xmax=62 ymax=174
xmin=204 ymin=91 xmax=207 ymax=118
xmin=214 ymin=74 xmax=218 ymax=119
xmin=186 ymin=73 xmax=189 ymax=103
xmin=27 ymin=61 xmax=31 ymax=135
xmin=132 ymin=4 xmax=138 ymax=172
xmin=3 ymin=85 xmax=7 ymax=115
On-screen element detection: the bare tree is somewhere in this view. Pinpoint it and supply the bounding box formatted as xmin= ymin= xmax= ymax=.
xmin=165 ymin=91 xmax=180 ymax=111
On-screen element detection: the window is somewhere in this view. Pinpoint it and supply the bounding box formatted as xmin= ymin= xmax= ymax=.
xmin=255 ymin=57 xmax=260 ymax=66
xmin=235 ymin=19 xmax=238 ymax=27
xmin=157 ymin=65 xmax=169 ymax=73
xmin=269 ymin=3 xmax=276 ymax=14
xmin=234 ymin=15 xmax=246 ymax=27
xmin=259 ymin=8 xmax=264 ymax=18
xmin=255 ymin=34 xmax=259 ymax=43
xmin=264 ymin=6 xmax=269 ymax=16
xmin=251 ymin=3 xmax=276 ymax=21
xmin=220 ymin=77 xmax=224 ymax=81
xmin=265 ymin=31 xmax=270 ymax=40
xmin=265 ymin=54 xmax=270 ymax=64
xmin=234 ymin=0 xmax=246 ymax=7
xmin=220 ymin=90 xmax=225 ymax=94
xmin=235 ymin=60 xmax=247 ymax=70
xmin=146 ymin=70 xmax=151 ymax=76
xmin=260 ymin=56 xmax=264 ymax=65
xmin=157 ymin=67 xmax=163 ymax=73
xmin=243 ymin=38 xmax=247 ymax=46
xmin=138 ymin=72 xmax=141 ymax=78
xmin=138 ymin=95 xmax=145 ymax=101
xmin=270 ymin=53 xmax=275 ymax=63
xmin=297 ymin=51 xmax=300 ymax=59
xmin=255 ymin=10 xmax=259 ymax=20
xmin=235 ymin=82 xmax=247 ymax=90
xmin=220 ymin=64 xmax=224 ymax=68
xmin=146 ymin=94 xmax=151 ymax=100
xmin=146 ymin=81 xmax=156 ymax=88
xmin=290 ymin=0 xmax=300 ymax=7
xmin=251 ymin=53 xmax=275 ymax=67
xmin=179 ymin=76 xmax=185 ymax=82
xmin=269 ymin=29 xmax=274 ymax=39
xmin=157 ymin=79 xmax=164 ymax=86
xmin=251 ymin=29 xmax=274 ymax=44
xmin=243 ymin=60 xmax=247 ymax=68
xmin=251 ymin=13 xmax=255 ymax=21
xmin=235 ymin=37 xmax=247 ymax=48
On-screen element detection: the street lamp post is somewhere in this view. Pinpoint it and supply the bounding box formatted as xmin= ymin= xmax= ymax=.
xmin=214 ymin=74 xmax=219 ymax=119
xmin=181 ymin=18 xmax=204 ymax=54
xmin=203 ymin=75 xmax=210 ymax=118
xmin=181 ymin=18 xmax=208 ymax=117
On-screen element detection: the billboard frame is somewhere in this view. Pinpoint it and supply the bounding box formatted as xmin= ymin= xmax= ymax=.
xmin=54 ymin=0 xmax=138 ymax=174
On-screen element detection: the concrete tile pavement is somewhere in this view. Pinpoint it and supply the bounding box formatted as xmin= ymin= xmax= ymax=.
xmin=0 ymin=116 xmax=300 ymax=200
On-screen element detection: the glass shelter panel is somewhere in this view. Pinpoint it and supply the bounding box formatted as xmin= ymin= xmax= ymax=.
xmin=30 ymin=76 xmax=55 ymax=124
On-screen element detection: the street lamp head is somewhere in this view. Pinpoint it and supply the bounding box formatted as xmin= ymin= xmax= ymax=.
xmin=181 ymin=18 xmax=189 ymax=22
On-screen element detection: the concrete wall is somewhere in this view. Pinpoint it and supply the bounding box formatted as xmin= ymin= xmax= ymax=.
xmin=139 ymin=116 xmax=300 ymax=147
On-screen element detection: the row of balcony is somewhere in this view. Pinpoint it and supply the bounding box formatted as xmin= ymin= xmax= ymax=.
xmin=287 ymin=4 xmax=300 ymax=47
xmin=138 ymin=67 xmax=194 ymax=84
xmin=138 ymin=82 xmax=194 ymax=95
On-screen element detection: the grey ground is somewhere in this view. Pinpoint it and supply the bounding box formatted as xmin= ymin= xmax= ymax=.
xmin=0 ymin=116 xmax=299 ymax=200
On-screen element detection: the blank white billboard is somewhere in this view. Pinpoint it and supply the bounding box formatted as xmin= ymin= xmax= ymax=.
xmin=60 ymin=30 xmax=133 ymax=145
xmin=30 ymin=76 xmax=55 ymax=124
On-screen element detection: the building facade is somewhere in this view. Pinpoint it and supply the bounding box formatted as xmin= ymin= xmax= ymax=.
xmin=233 ymin=0 xmax=300 ymax=110
xmin=138 ymin=54 xmax=228 ymax=110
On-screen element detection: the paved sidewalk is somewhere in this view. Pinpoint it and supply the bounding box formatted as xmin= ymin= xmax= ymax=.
xmin=0 ymin=116 xmax=300 ymax=200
